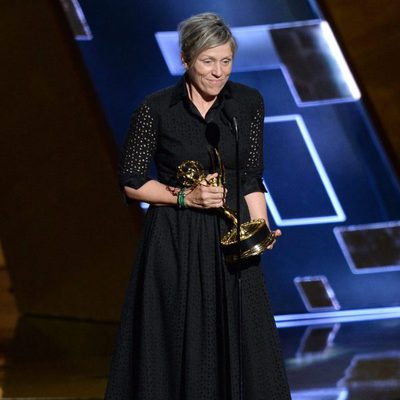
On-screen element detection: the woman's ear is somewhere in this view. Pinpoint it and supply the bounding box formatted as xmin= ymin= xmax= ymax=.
xmin=181 ymin=53 xmax=189 ymax=70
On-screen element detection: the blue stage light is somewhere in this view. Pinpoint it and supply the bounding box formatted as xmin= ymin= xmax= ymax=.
xmin=275 ymin=306 xmax=400 ymax=328
xmin=290 ymin=387 xmax=348 ymax=400
xmin=155 ymin=20 xmax=361 ymax=106
xmin=320 ymin=21 xmax=361 ymax=101
xmin=264 ymin=114 xmax=346 ymax=226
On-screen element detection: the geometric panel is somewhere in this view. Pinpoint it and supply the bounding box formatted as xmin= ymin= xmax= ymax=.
xmin=337 ymin=351 xmax=400 ymax=390
xmin=334 ymin=221 xmax=400 ymax=274
xmin=270 ymin=21 xmax=360 ymax=106
xmin=60 ymin=0 xmax=92 ymax=41
xmin=264 ymin=115 xmax=346 ymax=226
xmin=296 ymin=323 xmax=340 ymax=359
xmin=294 ymin=275 xmax=341 ymax=311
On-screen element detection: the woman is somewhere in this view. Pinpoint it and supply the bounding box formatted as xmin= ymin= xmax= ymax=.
xmin=105 ymin=12 xmax=291 ymax=400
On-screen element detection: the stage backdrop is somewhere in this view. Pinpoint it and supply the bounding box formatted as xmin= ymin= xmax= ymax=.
xmin=76 ymin=0 xmax=400 ymax=316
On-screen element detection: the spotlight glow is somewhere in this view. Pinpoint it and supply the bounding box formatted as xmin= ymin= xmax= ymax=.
xmin=320 ymin=21 xmax=361 ymax=101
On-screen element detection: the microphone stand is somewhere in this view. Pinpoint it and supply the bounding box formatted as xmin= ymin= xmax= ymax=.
xmin=231 ymin=116 xmax=244 ymax=400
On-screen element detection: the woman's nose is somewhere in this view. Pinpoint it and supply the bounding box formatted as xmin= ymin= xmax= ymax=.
xmin=212 ymin=62 xmax=222 ymax=76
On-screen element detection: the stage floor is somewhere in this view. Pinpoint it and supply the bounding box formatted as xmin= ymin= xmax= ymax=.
xmin=0 ymin=311 xmax=400 ymax=399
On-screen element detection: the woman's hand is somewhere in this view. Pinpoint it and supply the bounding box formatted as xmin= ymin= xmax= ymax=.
xmin=185 ymin=173 xmax=226 ymax=209
xmin=266 ymin=229 xmax=282 ymax=250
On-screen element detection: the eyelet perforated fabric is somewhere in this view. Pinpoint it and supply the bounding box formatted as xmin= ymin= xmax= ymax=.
xmin=122 ymin=103 xmax=156 ymax=175
xmin=118 ymin=102 xmax=157 ymax=192
xmin=247 ymin=99 xmax=264 ymax=171
xmin=105 ymin=77 xmax=292 ymax=400
xmin=242 ymin=95 xmax=268 ymax=196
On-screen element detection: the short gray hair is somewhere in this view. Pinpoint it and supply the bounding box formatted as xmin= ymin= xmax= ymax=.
xmin=178 ymin=12 xmax=237 ymax=67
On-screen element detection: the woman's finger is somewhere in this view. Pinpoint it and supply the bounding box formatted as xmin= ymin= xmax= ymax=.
xmin=203 ymin=172 xmax=218 ymax=186
xmin=206 ymin=200 xmax=224 ymax=209
xmin=205 ymin=172 xmax=218 ymax=179
xmin=203 ymin=185 xmax=224 ymax=194
xmin=199 ymin=185 xmax=224 ymax=200
xmin=266 ymin=239 xmax=276 ymax=250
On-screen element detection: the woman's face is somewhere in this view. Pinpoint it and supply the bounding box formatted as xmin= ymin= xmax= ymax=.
xmin=186 ymin=42 xmax=233 ymax=100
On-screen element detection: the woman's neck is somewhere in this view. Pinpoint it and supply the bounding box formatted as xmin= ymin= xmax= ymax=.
xmin=185 ymin=80 xmax=217 ymax=118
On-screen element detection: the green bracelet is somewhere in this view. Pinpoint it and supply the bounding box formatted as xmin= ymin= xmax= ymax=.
xmin=178 ymin=189 xmax=186 ymax=209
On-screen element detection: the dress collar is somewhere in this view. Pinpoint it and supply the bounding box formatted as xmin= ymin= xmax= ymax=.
xmin=169 ymin=73 xmax=234 ymax=108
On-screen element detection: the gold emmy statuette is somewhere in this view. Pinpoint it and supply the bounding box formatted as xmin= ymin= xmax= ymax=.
xmin=177 ymin=148 xmax=276 ymax=263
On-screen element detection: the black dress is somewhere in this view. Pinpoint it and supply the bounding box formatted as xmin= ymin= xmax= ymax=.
xmin=104 ymin=76 xmax=292 ymax=400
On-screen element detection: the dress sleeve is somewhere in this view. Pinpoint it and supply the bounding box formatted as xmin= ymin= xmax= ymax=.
xmin=242 ymin=92 xmax=268 ymax=196
xmin=118 ymin=100 xmax=158 ymax=204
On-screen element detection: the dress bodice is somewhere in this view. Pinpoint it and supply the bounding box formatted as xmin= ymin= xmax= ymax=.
xmin=118 ymin=76 xmax=267 ymax=209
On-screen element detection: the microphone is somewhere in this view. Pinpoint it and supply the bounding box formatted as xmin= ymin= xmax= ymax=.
xmin=223 ymin=100 xmax=239 ymax=139
xmin=224 ymin=97 xmax=243 ymax=398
